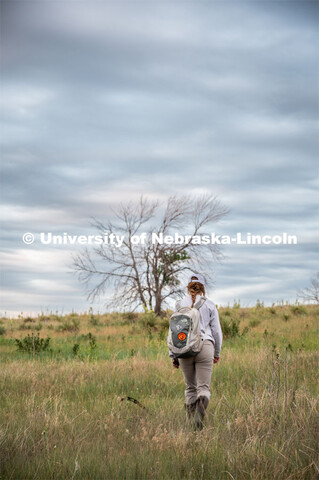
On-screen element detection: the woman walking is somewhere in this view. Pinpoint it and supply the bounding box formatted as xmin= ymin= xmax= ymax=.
xmin=169 ymin=273 xmax=223 ymax=430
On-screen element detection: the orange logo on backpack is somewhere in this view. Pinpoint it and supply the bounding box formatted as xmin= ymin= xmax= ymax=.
xmin=178 ymin=332 xmax=186 ymax=341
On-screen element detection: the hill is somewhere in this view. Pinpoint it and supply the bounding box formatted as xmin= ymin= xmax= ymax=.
xmin=0 ymin=303 xmax=318 ymax=479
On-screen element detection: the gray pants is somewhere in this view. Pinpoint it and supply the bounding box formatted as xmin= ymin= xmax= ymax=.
xmin=179 ymin=339 xmax=215 ymax=405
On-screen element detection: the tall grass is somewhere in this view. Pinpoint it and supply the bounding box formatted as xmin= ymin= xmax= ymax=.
xmin=0 ymin=304 xmax=318 ymax=479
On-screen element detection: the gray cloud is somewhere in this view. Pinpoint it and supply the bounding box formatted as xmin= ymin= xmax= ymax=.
xmin=0 ymin=0 xmax=318 ymax=313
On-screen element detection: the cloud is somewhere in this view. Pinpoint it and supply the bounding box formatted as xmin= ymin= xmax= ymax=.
xmin=0 ymin=0 xmax=318 ymax=313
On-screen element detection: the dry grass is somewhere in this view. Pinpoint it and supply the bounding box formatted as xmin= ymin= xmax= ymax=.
xmin=0 ymin=304 xmax=318 ymax=479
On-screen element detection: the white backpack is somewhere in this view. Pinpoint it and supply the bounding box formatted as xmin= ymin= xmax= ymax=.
xmin=167 ymin=296 xmax=209 ymax=359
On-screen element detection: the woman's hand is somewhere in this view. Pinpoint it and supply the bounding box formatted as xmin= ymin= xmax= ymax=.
xmin=213 ymin=357 xmax=220 ymax=364
xmin=172 ymin=358 xmax=180 ymax=369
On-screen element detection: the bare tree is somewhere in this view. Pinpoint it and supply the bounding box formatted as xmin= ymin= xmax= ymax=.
xmin=297 ymin=273 xmax=319 ymax=304
xmin=72 ymin=194 xmax=229 ymax=315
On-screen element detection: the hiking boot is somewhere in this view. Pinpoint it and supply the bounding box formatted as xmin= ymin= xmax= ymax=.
xmin=185 ymin=401 xmax=197 ymax=421
xmin=194 ymin=396 xmax=209 ymax=430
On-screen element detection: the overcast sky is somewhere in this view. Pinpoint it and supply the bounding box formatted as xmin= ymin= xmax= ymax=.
xmin=1 ymin=0 xmax=318 ymax=315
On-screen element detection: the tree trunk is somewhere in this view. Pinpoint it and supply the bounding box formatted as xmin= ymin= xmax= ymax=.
xmin=154 ymin=293 xmax=162 ymax=316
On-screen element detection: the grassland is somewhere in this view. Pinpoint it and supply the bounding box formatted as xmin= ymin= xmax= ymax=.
xmin=0 ymin=303 xmax=318 ymax=480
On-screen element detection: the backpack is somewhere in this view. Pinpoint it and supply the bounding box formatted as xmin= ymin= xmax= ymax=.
xmin=167 ymin=296 xmax=209 ymax=359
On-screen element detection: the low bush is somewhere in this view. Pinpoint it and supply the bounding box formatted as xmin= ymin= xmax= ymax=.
xmin=23 ymin=317 xmax=35 ymax=323
xmin=220 ymin=316 xmax=240 ymax=338
xmin=290 ymin=305 xmax=307 ymax=315
xmin=88 ymin=332 xmax=97 ymax=350
xmin=140 ymin=311 xmax=159 ymax=329
xmin=122 ymin=312 xmax=139 ymax=324
xmin=15 ymin=333 xmax=51 ymax=354
xmin=56 ymin=317 xmax=80 ymax=332
xmin=89 ymin=314 xmax=101 ymax=327
xmin=77 ymin=332 xmax=97 ymax=350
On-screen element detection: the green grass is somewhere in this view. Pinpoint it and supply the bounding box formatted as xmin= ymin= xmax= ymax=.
xmin=0 ymin=304 xmax=318 ymax=479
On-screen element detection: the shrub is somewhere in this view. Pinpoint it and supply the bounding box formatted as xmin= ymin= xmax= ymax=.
xmin=56 ymin=317 xmax=80 ymax=332
xmin=72 ymin=343 xmax=80 ymax=356
xmin=283 ymin=313 xmax=290 ymax=322
xmin=15 ymin=332 xmax=51 ymax=354
xmin=140 ymin=311 xmax=159 ymax=329
xmin=123 ymin=312 xmax=139 ymax=324
xmin=88 ymin=332 xmax=97 ymax=350
xmin=290 ymin=305 xmax=307 ymax=316
xmin=0 ymin=326 xmax=6 ymax=335
xmin=220 ymin=317 xmax=240 ymax=338
xmin=77 ymin=332 xmax=97 ymax=350
xmin=89 ymin=314 xmax=101 ymax=327
xmin=24 ymin=317 xmax=35 ymax=323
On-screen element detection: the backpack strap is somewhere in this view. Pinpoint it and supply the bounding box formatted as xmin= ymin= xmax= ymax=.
xmin=193 ymin=296 xmax=207 ymax=310
xmin=193 ymin=296 xmax=211 ymax=341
